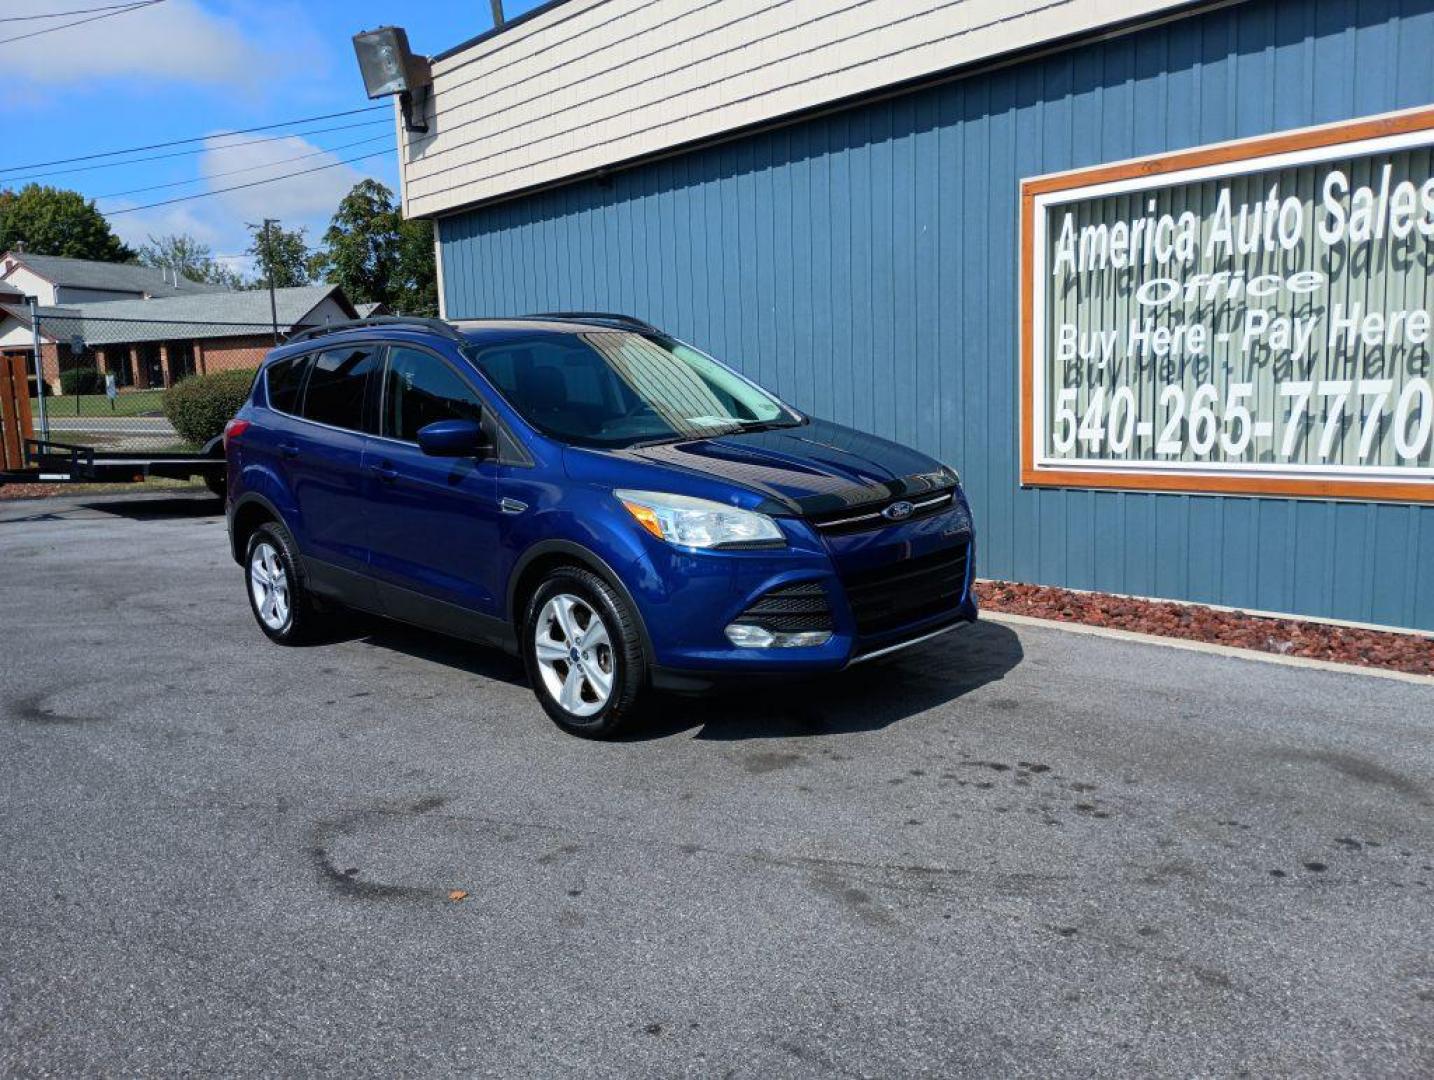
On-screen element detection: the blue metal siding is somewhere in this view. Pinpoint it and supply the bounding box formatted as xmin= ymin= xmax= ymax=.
xmin=438 ymin=0 xmax=1434 ymax=631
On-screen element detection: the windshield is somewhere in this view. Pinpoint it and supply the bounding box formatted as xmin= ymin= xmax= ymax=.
xmin=466 ymin=331 xmax=799 ymax=448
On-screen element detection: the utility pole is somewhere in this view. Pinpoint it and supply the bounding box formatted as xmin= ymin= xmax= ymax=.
xmin=258 ymin=218 xmax=280 ymax=345
xmin=25 ymin=295 xmax=48 ymax=441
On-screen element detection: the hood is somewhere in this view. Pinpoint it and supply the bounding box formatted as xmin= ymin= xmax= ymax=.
xmin=599 ymin=418 xmax=953 ymax=516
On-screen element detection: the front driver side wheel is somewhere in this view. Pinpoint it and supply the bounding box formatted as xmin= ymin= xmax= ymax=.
xmin=523 ymin=567 xmax=647 ymax=737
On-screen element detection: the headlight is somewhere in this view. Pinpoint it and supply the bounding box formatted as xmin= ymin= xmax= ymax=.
xmin=616 ymin=490 xmax=784 ymax=549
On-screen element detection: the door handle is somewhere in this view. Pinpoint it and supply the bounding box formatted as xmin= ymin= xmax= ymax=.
xmin=278 ymin=442 xmax=299 ymax=460
xmin=500 ymin=497 xmax=528 ymax=515
xmin=369 ymin=462 xmax=398 ymax=482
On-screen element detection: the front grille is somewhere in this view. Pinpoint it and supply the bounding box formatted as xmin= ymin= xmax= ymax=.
xmin=840 ymin=543 xmax=970 ymax=637
xmin=810 ymin=489 xmax=956 ymax=535
xmin=734 ymin=581 xmax=834 ymax=633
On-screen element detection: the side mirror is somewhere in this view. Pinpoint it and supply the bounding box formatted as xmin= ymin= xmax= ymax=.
xmin=416 ymin=418 xmax=490 ymax=457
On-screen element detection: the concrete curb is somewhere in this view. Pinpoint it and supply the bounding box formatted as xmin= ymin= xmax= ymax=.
xmin=981 ymin=610 xmax=1434 ymax=688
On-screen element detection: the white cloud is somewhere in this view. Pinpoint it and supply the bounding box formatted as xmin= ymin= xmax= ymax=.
xmin=105 ymin=133 xmax=398 ymax=276
xmin=197 ymin=133 xmax=379 ymax=221
xmin=6 ymin=1 xmax=318 ymax=90
xmin=109 ymin=203 xmax=225 ymax=251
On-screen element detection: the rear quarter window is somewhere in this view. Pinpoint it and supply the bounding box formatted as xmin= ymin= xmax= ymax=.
xmin=265 ymin=353 xmax=312 ymax=415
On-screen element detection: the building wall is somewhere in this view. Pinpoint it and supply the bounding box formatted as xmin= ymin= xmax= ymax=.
xmin=12 ymin=336 xmax=271 ymax=391
xmin=0 ymin=269 xmax=140 ymax=306
xmin=41 ymin=344 xmax=61 ymax=391
xmin=402 ymin=0 xmax=1192 ymax=219
xmin=0 ymin=266 xmax=56 ymax=307
xmin=303 ymin=296 xmax=357 ymax=327
xmin=197 ymin=337 xmax=270 ymax=376
xmin=437 ymin=0 xmax=1434 ymax=631
xmin=0 ymin=319 xmax=44 ymax=351
xmin=53 ymin=286 xmax=146 ymax=305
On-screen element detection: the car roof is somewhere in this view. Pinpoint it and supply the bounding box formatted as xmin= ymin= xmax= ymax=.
xmin=454 ymin=317 xmax=649 ymax=346
xmin=278 ymin=313 xmax=659 ymax=354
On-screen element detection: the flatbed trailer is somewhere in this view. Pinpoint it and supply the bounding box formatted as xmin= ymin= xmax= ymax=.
xmin=0 ymin=438 xmax=226 ymax=492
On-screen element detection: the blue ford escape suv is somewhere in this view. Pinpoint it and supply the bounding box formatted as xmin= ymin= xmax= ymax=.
xmin=225 ymin=314 xmax=977 ymax=737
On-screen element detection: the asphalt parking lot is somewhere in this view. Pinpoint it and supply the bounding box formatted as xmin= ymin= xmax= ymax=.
xmin=1 ymin=493 xmax=1432 ymax=1078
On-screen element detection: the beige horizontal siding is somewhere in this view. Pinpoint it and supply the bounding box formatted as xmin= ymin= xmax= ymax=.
xmin=401 ymin=0 xmax=1195 ymax=218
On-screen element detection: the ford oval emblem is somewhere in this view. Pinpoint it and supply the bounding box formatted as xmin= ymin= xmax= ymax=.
xmin=882 ymin=500 xmax=915 ymax=521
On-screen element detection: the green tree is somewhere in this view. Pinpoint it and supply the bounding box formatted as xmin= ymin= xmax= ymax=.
xmin=246 ymin=221 xmax=309 ymax=289
xmin=0 ymin=184 xmax=134 ymax=262
xmin=395 ymin=216 xmax=438 ymax=317
xmin=309 ymin=180 xmax=437 ymax=316
xmin=137 ymin=233 xmax=245 ymax=288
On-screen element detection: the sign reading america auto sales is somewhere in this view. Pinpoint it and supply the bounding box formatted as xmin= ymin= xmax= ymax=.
xmin=1020 ymin=107 xmax=1434 ymax=502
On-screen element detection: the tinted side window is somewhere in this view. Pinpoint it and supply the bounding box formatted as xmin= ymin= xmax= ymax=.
xmin=266 ymin=353 xmax=312 ymax=414
xmin=383 ymin=348 xmax=483 ymax=442
xmin=302 ymin=345 xmax=380 ymax=431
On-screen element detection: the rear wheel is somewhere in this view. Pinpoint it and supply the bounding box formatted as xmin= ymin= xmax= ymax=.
xmin=245 ymin=522 xmax=324 ymax=644
xmin=523 ymin=568 xmax=647 ymax=737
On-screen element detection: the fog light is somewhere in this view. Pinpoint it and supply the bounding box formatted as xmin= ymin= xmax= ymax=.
xmin=724 ymin=624 xmax=833 ymax=648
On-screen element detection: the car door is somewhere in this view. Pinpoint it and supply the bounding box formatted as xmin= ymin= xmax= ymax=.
xmin=284 ymin=342 xmax=383 ymax=608
xmin=363 ymin=344 xmax=505 ymax=635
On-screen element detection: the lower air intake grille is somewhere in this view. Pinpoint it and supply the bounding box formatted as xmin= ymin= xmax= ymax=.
xmin=840 ymin=543 xmax=970 ymax=637
xmin=734 ymin=581 xmax=834 ymax=633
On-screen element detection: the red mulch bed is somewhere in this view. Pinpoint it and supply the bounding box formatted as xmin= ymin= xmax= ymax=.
xmin=0 ymin=483 xmax=63 ymax=500
xmin=976 ymin=580 xmax=1434 ymax=677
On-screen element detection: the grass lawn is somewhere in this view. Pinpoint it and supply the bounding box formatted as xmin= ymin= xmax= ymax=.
xmin=30 ymin=388 xmax=166 ymax=418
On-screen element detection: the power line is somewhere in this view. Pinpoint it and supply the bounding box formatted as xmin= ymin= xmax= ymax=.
xmin=0 ymin=0 xmax=163 ymax=46
xmin=0 ymin=2 xmax=155 ymax=21
xmin=102 ymin=148 xmax=394 ymax=214
xmin=0 ymin=104 xmax=389 ymax=173
xmin=93 ymin=133 xmax=394 ymax=198
xmin=3 ymin=118 xmax=392 ymax=182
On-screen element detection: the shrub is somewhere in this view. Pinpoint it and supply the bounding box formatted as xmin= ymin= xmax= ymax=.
xmin=59 ymin=367 xmax=104 ymax=396
xmin=163 ymin=368 xmax=256 ymax=447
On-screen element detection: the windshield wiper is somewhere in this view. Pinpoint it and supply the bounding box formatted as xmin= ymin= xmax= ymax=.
xmin=625 ymin=433 xmax=698 ymax=449
xmin=732 ymin=418 xmax=803 ymax=434
xmin=626 ymin=418 xmax=799 ymax=448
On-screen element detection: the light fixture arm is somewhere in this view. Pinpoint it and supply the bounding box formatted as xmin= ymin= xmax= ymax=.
xmin=400 ymin=83 xmax=430 ymax=134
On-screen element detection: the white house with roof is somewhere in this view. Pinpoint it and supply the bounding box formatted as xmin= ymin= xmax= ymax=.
xmin=1 ymin=252 xmax=228 ymax=307
xmin=0 ymin=252 xmax=356 ymax=393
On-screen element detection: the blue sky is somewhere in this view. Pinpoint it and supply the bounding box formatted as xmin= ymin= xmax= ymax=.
xmin=2 ymin=0 xmax=548 ymax=270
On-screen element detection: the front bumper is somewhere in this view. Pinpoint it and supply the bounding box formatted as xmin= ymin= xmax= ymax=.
xmin=629 ymin=493 xmax=978 ymax=684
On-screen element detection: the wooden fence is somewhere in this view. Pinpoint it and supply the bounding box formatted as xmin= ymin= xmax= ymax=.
xmin=0 ymin=353 xmax=34 ymax=471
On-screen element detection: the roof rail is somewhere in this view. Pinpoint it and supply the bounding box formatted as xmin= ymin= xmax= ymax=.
xmin=519 ymin=311 xmax=660 ymax=333
xmin=285 ymin=315 xmax=468 ymax=345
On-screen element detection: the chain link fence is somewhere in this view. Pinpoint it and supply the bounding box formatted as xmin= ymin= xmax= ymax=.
xmin=4 ymin=313 xmax=298 ymax=454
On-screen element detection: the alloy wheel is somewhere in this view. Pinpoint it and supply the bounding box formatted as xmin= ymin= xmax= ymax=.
xmin=533 ymin=593 xmax=615 ymax=718
xmin=249 ymin=541 xmax=291 ymax=631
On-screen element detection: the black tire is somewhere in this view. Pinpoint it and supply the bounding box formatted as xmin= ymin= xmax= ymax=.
xmin=203 ymin=470 xmax=226 ymax=499
xmin=522 ymin=566 xmax=648 ymax=738
xmin=244 ymin=521 xmax=325 ymax=645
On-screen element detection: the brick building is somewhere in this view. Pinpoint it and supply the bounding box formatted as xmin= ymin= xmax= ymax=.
xmin=0 ymin=252 xmax=357 ymax=393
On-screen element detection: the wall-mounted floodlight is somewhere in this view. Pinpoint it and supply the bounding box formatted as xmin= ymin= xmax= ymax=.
xmin=352 ymin=26 xmax=432 ymax=133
